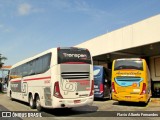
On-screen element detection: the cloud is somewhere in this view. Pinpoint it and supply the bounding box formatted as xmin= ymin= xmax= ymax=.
xmin=74 ymin=0 xmax=90 ymax=12
xmin=49 ymin=0 xmax=112 ymax=20
xmin=73 ymin=1 xmax=113 ymax=21
xmin=17 ymin=3 xmax=45 ymax=16
xmin=50 ymin=0 xmax=71 ymax=10
xmin=18 ymin=3 xmax=32 ymax=15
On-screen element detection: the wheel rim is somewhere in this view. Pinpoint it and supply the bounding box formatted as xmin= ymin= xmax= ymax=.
xmin=30 ymin=97 xmax=33 ymax=106
xmin=36 ymin=99 xmax=40 ymax=108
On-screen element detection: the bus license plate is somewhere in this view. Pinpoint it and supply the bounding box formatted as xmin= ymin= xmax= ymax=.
xmin=74 ymin=100 xmax=81 ymax=104
xmin=125 ymin=96 xmax=131 ymax=99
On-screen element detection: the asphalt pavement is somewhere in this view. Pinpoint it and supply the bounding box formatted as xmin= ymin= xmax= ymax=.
xmin=0 ymin=93 xmax=160 ymax=120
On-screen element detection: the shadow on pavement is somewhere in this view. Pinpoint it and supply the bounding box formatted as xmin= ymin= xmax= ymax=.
xmin=11 ymin=98 xmax=29 ymax=107
xmin=112 ymin=101 xmax=148 ymax=107
xmin=42 ymin=105 xmax=98 ymax=117
xmin=94 ymin=98 xmax=111 ymax=102
xmin=10 ymin=99 xmax=98 ymax=117
xmin=151 ymin=96 xmax=160 ymax=98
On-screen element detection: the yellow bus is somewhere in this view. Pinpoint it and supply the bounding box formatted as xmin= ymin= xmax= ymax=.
xmin=111 ymin=58 xmax=151 ymax=104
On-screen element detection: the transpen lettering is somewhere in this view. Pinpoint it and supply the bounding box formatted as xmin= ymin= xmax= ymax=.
xmin=63 ymin=53 xmax=87 ymax=58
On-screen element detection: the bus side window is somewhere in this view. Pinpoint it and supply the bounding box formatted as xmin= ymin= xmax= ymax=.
xmin=35 ymin=57 xmax=43 ymax=74
xmin=28 ymin=60 xmax=36 ymax=75
xmin=10 ymin=68 xmax=16 ymax=79
xmin=42 ymin=53 xmax=51 ymax=73
xmin=23 ymin=63 xmax=29 ymax=77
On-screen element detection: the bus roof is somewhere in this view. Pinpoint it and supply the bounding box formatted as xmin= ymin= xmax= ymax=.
xmin=115 ymin=58 xmax=143 ymax=61
xmin=11 ymin=47 xmax=89 ymax=69
xmin=58 ymin=47 xmax=88 ymax=50
xmin=11 ymin=48 xmax=57 ymax=69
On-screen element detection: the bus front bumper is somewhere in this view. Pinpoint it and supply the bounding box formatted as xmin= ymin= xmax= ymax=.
xmin=112 ymin=94 xmax=148 ymax=103
xmin=94 ymin=92 xmax=104 ymax=98
xmin=50 ymin=96 xmax=94 ymax=108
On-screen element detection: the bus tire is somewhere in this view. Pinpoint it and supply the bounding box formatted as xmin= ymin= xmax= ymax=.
xmin=119 ymin=101 xmax=125 ymax=105
xmin=29 ymin=95 xmax=36 ymax=109
xmin=36 ymin=96 xmax=43 ymax=112
xmin=141 ymin=102 xmax=147 ymax=106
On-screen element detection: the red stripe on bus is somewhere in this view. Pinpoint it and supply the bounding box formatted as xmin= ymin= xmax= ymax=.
xmin=23 ymin=76 xmax=51 ymax=81
xmin=61 ymin=62 xmax=86 ymax=64
xmin=10 ymin=77 xmax=51 ymax=82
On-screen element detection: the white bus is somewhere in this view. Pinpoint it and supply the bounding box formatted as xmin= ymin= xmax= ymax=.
xmin=7 ymin=47 xmax=94 ymax=111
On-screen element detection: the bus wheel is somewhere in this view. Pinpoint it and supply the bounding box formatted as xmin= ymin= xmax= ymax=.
xmin=141 ymin=102 xmax=147 ymax=106
xmin=36 ymin=96 xmax=43 ymax=111
xmin=29 ymin=95 xmax=36 ymax=109
xmin=119 ymin=101 xmax=125 ymax=105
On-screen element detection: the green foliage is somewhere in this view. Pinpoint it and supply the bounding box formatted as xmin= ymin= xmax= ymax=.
xmin=0 ymin=54 xmax=7 ymax=68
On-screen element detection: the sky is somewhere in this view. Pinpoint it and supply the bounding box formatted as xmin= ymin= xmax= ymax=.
xmin=0 ymin=0 xmax=160 ymax=65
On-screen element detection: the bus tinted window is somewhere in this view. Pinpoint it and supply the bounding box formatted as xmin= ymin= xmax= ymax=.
xmin=28 ymin=60 xmax=36 ymax=75
xmin=23 ymin=63 xmax=29 ymax=76
xmin=42 ymin=53 xmax=51 ymax=72
xmin=58 ymin=48 xmax=91 ymax=64
xmin=114 ymin=60 xmax=143 ymax=70
xmin=94 ymin=68 xmax=101 ymax=76
xmin=10 ymin=53 xmax=51 ymax=78
xmin=35 ymin=57 xmax=43 ymax=74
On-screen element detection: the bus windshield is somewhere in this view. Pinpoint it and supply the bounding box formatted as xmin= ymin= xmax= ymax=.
xmin=58 ymin=48 xmax=91 ymax=64
xmin=114 ymin=60 xmax=143 ymax=70
xmin=94 ymin=68 xmax=101 ymax=77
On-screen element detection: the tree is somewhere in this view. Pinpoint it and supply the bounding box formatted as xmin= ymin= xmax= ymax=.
xmin=0 ymin=54 xmax=7 ymax=68
xmin=0 ymin=54 xmax=7 ymax=92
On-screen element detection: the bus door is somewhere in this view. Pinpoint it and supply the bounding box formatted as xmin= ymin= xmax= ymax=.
xmin=9 ymin=67 xmax=23 ymax=97
xmin=103 ymin=67 xmax=111 ymax=98
xmin=21 ymin=79 xmax=28 ymax=99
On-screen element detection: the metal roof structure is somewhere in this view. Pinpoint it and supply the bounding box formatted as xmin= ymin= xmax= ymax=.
xmin=75 ymin=14 xmax=160 ymax=63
